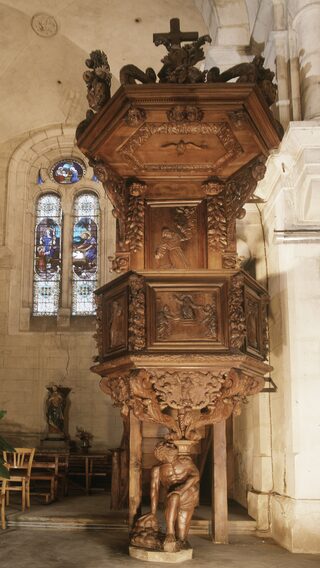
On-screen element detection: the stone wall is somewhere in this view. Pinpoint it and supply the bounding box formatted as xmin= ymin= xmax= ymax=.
xmin=0 ymin=126 xmax=123 ymax=451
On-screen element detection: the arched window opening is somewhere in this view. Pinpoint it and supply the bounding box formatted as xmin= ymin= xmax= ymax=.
xmin=72 ymin=192 xmax=99 ymax=315
xmin=33 ymin=193 xmax=62 ymax=316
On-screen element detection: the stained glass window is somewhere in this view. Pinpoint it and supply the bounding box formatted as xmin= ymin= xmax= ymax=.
xmin=72 ymin=193 xmax=99 ymax=315
xmin=33 ymin=194 xmax=62 ymax=315
xmin=50 ymin=159 xmax=85 ymax=184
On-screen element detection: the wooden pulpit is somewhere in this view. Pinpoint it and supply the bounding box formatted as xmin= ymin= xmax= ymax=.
xmin=77 ymin=20 xmax=281 ymax=549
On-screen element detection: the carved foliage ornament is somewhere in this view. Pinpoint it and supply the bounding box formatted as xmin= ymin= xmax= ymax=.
xmin=167 ymin=105 xmax=203 ymax=122
xmin=120 ymin=122 xmax=243 ymax=172
xmin=225 ymin=156 xmax=267 ymax=222
xmin=125 ymin=106 xmax=147 ymax=127
xmin=228 ymin=273 xmax=246 ymax=350
xmin=31 ymin=13 xmax=58 ymax=37
xmin=207 ymin=194 xmax=227 ymax=251
xmin=128 ymin=274 xmax=146 ymax=351
xmin=76 ymin=51 xmax=112 ymax=139
xmin=100 ymin=367 xmax=264 ymax=442
xmin=93 ymin=294 xmax=103 ymax=360
xmin=206 ymin=157 xmax=267 ymax=252
xmin=126 ymin=195 xmax=145 ymax=253
xmin=83 ymin=50 xmax=112 ymax=112
xmin=108 ymin=253 xmax=130 ymax=274
xmin=89 ymin=158 xmax=125 ymax=212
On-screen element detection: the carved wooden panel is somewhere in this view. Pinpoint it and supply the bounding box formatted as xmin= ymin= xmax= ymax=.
xmin=242 ymin=274 xmax=269 ymax=360
xmin=119 ymin=122 xmax=243 ymax=175
xmin=146 ymin=279 xmax=228 ymax=351
xmin=145 ymin=200 xmax=206 ymax=269
xmin=101 ymin=286 xmax=128 ymax=358
xmin=244 ymin=287 xmax=267 ymax=359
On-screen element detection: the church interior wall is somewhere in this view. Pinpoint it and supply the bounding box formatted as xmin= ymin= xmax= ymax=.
xmin=0 ymin=0 xmax=319 ymax=554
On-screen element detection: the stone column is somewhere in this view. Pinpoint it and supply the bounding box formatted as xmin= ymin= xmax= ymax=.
xmin=272 ymin=0 xmax=291 ymax=129
xmin=291 ymin=0 xmax=320 ymax=119
xmin=247 ymin=122 xmax=320 ymax=552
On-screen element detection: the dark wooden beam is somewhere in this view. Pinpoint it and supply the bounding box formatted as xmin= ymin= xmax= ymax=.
xmin=212 ymin=421 xmax=229 ymax=543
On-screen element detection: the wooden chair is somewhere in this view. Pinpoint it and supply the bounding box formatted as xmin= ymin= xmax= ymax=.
xmin=0 ymin=478 xmax=7 ymax=529
xmin=3 ymin=448 xmax=35 ymax=512
xmin=31 ymin=452 xmax=69 ymax=503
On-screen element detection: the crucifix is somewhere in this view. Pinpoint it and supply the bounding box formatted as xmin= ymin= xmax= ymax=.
xmin=153 ymin=18 xmax=198 ymax=49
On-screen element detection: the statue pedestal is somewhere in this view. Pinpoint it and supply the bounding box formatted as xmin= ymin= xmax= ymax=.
xmin=129 ymin=545 xmax=193 ymax=563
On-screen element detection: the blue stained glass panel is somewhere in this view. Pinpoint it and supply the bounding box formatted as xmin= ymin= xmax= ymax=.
xmin=51 ymin=159 xmax=85 ymax=185
xmin=33 ymin=194 xmax=62 ymax=315
xmin=72 ymin=193 xmax=99 ymax=315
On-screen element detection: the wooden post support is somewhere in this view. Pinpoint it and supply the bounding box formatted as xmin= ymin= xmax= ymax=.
xmin=129 ymin=411 xmax=142 ymax=528
xmin=212 ymin=420 xmax=228 ymax=543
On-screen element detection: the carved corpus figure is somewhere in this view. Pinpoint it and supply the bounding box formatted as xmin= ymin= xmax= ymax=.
xmin=130 ymin=441 xmax=199 ymax=553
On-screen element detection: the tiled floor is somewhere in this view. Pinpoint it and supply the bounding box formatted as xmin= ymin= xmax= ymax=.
xmin=1 ymin=495 xmax=319 ymax=567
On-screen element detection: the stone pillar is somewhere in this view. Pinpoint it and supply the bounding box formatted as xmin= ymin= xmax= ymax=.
xmin=272 ymin=0 xmax=291 ymax=129
xmin=291 ymin=0 xmax=320 ymax=119
xmin=248 ymin=122 xmax=320 ymax=552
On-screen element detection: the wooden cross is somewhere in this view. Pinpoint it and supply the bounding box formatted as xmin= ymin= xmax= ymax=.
xmin=153 ymin=18 xmax=198 ymax=48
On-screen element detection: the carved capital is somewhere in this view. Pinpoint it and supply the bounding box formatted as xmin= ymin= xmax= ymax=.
xmin=222 ymin=253 xmax=238 ymax=269
xmin=128 ymin=180 xmax=147 ymax=197
xmin=108 ymin=253 xmax=130 ymax=274
xmin=202 ymin=176 xmax=224 ymax=196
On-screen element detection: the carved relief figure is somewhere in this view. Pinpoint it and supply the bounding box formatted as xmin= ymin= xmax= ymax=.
xmin=110 ymin=300 xmax=125 ymax=347
xmin=130 ymin=441 xmax=200 ymax=552
xmin=174 ymin=294 xmax=197 ymax=320
xmin=200 ymin=301 xmax=217 ymax=339
xmin=157 ymin=304 xmax=175 ymax=340
xmin=155 ymin=227 xmax=189 ymax=269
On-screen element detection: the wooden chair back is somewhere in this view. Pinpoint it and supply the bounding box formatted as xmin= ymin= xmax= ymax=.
xmin=3 ymin=448 xmax=35 ymax=476
xmin=1 ymin=478 xmax=8 ymax=529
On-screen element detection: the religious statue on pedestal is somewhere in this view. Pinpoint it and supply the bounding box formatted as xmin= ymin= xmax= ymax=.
xmin=45 ymin=385 xmax=71 ymax=440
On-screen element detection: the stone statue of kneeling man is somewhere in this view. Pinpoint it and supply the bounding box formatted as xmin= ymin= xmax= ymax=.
xmin=130 ymin=440 xmax=200 ymax=553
